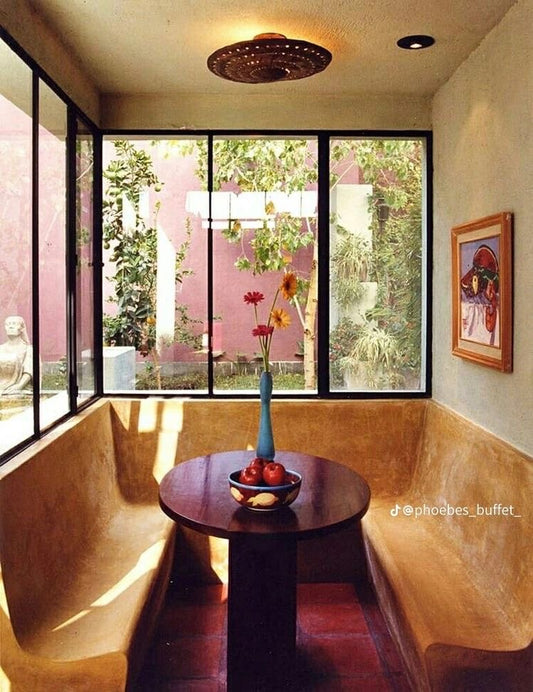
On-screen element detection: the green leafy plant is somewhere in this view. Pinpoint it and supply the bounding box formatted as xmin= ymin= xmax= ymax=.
xmin=103 ymin=140 xmax=199 ymax=388
xmin=176 ymin=138 xmax=319 ymax=389
xmin=173 ymin=137 xmax=423 ymax=391
xmin=330 ymin=226 xmax=373 ymax=308
xmin=329 ymin=317 xmax=361 ymax=388
xmin=340 ymin=324 xmax=404 ymax=389
xmin=331 ymin=139 xmax=423 ymax=387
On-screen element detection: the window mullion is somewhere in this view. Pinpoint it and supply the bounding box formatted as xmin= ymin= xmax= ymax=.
xmin=66 ymin=107 xmax=78 ymax=410
xmin=31 ymin=74 xmax=41 ymax=435
xmin=317 ymin=133 xmax=330 ymax=396
xmin=93 ymin=131 xmax=104 ymax=397
xmin=207 ymin=134 xmax=214 ymax=395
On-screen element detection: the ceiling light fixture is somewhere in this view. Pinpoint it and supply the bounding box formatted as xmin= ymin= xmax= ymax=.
xmin=207 ymin=33 xmax=332 ymax=84
xmin=397 ymin=35 xmax=435 ymax=50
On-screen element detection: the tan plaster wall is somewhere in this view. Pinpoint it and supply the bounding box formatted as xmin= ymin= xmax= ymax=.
xmin=100 ymin=92 xmax=431 ymax=130
xmin=431 ymin=0 xmax=533 ymax=455
xmin=108 ymin=397 xmax=426 ymax=499
xmin=0 ymin=0 xmax=100 ymax=123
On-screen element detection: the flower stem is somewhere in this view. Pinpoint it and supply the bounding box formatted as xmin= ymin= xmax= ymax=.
xmin=266 ymin=288 xmax=280 ymax=328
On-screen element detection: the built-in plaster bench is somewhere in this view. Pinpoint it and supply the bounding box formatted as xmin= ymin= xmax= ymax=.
xmin=107 ymin=396 xmax=533 ymax=690
xmin=1 ymin=397 xmax=531 ymax=691
xmin=108 ymin=397 xmax=532 ymax=690
xmin=362 ymin=403 xmax=532 ymax=691
xmin=0 ymin=400 xmax=176 ymax=691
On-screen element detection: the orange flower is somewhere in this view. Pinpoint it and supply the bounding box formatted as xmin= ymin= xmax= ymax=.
xmin=271 ymin=308 xmax=291 ymax=329
xmin=243 ymin=273 xmax=294 ymax=372
xmin=280 ymin=271 xmax=297 ymax=300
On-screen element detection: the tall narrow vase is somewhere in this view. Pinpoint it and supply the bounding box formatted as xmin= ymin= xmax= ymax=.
xmin=256 ymin=371 xmax=275 ymax=461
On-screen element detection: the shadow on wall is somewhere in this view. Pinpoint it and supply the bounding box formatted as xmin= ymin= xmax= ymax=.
xmin=107 ymin=397 xmax=426 ymax=585
xmin=109 ymin=398 xmax=257 ymax=584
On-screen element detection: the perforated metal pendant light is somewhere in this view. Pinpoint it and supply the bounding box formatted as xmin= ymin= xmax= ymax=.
xmin=207 ymin=33 xmax=332 ymax=84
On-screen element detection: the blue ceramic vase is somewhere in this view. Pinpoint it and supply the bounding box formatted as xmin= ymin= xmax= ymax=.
xmin=256 ymin=370 xmax=275 ymax=460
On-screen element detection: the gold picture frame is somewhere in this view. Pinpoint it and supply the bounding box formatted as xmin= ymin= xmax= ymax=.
xmin=451 ymin=212 xmax=513 ymax=372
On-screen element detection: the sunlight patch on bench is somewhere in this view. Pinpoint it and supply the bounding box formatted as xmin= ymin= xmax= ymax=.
xmin=208 ymin=536 xmax=229 ymax=586
xmin=91 ymin=540 xmax=165 ymax=608
xmin=137 ymin=399 xmax=184 ymax=433
xmin=52 ymin=609 xmax=90 ymax=632
xmin=153 ymin=431 xmax=179 ymax=481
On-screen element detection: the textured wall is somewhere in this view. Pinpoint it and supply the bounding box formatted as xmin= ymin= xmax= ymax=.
xmin=0 ymin=0 xmax=100 ymax=123
xmin=432 ymin=0 xmax=533 ymax=454
xmin=100 ymin=92 xmax=431 ymax=130
xmin=2 ymin=0 xmax=431 ymax=130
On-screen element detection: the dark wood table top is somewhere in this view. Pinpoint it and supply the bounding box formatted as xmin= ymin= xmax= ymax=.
xmin=159 ymin=450 xmax=371 ymax=540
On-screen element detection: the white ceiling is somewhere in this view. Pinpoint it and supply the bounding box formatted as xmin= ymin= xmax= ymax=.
xmin=30 ymin=0 xmax=516 ymax=97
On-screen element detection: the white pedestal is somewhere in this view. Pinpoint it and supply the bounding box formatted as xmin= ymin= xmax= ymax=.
xmin=103 ymin=346 xmax=136 ymax=391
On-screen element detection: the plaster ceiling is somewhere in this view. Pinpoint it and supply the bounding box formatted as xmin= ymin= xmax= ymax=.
xmin=29 ymin=0 xmax=516 ymax=97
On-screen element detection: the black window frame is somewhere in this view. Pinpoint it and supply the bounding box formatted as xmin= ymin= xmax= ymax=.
xmin=0 ymin=27 xmax=432 ymax=466
xmin=100 ymin=130 xmax=432 ymax=401
xmin=0 ymin=29 xmax=100 ymax=465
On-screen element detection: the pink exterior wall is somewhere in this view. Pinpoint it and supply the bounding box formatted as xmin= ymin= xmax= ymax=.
xmin=38 ymin=118 xmax=67 ymax=362
xmin=1 ymin=94 xmax=81 ymax=363
xmin=1 ymin=96 xmax=34 ymax=349
xmin=2 ymin=123 xmax=358 ymax=367
xmin=103 ymin=141 xmax=316 ymax=365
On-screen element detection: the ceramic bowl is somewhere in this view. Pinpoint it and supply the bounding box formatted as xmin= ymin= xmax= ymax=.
xmin=228 ymin=469 xmax=302 ymax=511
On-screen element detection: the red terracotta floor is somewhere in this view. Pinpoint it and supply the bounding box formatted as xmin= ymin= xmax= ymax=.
xmin=135 ymin=580 xmax=412 ymax=691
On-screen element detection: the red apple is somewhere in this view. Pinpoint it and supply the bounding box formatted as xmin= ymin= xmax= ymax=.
xmin=239 ymin=466 xmax=263 ymax=486
xmin=263 ymin=462 xmax=287 ymax=486
xmin=249 ymin=457 xmax=268 ymax=469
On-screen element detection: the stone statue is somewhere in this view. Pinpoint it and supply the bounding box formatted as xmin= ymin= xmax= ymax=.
xmin=0 ymin=316 xmax=33 ymax=395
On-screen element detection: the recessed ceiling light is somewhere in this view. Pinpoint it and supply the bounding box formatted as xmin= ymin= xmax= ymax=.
xmin=397 ymin=35 xmax=435 ymax=50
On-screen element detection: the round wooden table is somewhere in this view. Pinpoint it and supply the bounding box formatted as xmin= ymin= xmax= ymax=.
xmin=159 ymin=450 xmax=370 ymax=691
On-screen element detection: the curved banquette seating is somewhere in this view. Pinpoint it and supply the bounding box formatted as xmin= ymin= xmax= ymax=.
xmin=361 ymin=403 xmax=532 ymax=691
xmin=0 ymin=400 xmax=176 ymax=691
xmin=0 ymin=397 xmax=531 ymax=690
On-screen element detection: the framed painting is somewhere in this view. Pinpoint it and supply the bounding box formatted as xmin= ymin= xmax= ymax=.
xmin=451 ymin=212 xmax=513 ymax=372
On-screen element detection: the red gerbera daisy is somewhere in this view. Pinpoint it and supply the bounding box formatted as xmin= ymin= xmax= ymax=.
xmin=252 ymin=325 xmax=274 ymax=337
xmin=243 ymin=291 xmax=264 ymax=306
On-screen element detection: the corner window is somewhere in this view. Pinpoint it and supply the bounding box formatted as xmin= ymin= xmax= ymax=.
xmin=0 ymin=29 xmax=430 ymax=467
xmin=0 ymin=33 xmax=98 ymax=463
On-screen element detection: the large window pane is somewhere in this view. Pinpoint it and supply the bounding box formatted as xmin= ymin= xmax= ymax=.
xmin=212 ymin=137 xmax=318 ymax=393
xmin=102 ymin=135 xmax=428 ymax=397
xmin=39 ymin=82 xmax=68 ymax=424
xmin=102 ymin=137 xmax=207 ymax=392
xmin=329 ymin=138 xmax=426 ymax=392
xmin=76 ymin=119 xmax=95 ymax=400
xmin=0 ymin=42 xmax=34 ymax=454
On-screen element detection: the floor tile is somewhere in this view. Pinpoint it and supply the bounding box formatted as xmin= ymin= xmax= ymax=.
xmin=298 ymin=634 xmax=383 ymax=676
xmin=298 ymin=582 xmax=359 ymax=605
xmin=148 ymin=635 xmax=223 ymax=680
xmin=138 ymin=581 xmax=411 ymax=691
xmin=298 ymin=601 xmax=370 ymax=635
xmin=305 ymin=674 xmax=395 ymax=691
xmin=158 ymin=602 xmax=226 ymax=637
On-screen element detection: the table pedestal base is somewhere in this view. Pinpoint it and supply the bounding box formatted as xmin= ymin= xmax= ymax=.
xmin=227 ymin=534 xmax=297 ymax=691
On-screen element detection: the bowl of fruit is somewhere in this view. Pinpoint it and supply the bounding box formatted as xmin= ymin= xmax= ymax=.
xmin=228 ymin=458 xmax=302 ymax=511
